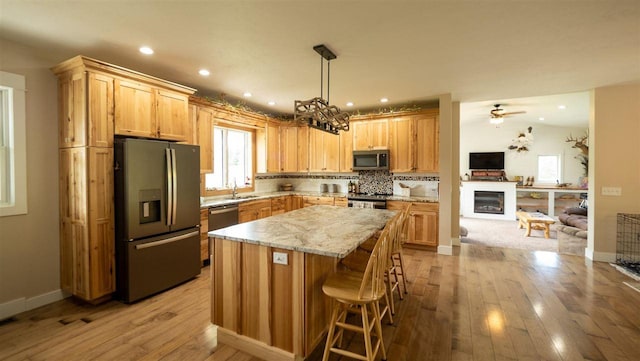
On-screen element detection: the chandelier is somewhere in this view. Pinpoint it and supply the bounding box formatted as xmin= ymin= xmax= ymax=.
xmin=294 ymin=44 xmax=349 ymax=135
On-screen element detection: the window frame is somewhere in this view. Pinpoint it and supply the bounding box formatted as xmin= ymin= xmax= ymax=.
xmin=0 ymin=71 xmax=27 ymax=217
xmin=537 ymin=154 xmax=562 ymax=184
xmin=202 ymin=123 xmax=256 ymax=197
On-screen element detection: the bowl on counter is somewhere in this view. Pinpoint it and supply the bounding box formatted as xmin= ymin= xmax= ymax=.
xmin=280 ymin=183 xmax=293 ymax=191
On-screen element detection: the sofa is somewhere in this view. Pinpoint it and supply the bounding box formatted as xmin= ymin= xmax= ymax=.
xmin=557 ymin=206 xmax=588 ymax=255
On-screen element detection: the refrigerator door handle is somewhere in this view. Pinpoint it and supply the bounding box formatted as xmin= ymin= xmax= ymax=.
xmin=171 ymin=148 xmax=178 ymax=225
xmin=134 ymin=231 xmax=200 ymax=250
xmin=166 ymin=148 xmax=173 ymax=226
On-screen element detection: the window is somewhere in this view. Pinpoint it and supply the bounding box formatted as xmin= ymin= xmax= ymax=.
xmin=0 ymin=71 xmax=27 ymax=216
xmin=538 ymin=155 xmax=561 ymax=183
xmin=205 ymin=126 xmax=253 ymax=191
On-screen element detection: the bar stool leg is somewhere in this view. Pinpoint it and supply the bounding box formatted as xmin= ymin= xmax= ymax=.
xmin=361 ymin=304 xmax=373 ymax=361
xmin=373 ymin=300 xmax=387 ymax=361
xmin=322 ymin=301 xmax=340 ymax=361
xmin=396 ymin=251 xmax=409 ymax=295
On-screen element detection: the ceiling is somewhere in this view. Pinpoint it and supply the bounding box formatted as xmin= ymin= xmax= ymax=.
xmin=1 ymin=1 xmax=639 ymax=122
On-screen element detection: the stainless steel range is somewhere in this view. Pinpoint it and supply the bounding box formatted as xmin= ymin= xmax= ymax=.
xmin=347 ymin=193 xmax=388 ymax=209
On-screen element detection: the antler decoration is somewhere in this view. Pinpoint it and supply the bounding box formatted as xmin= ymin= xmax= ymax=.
xmin=566 ymin=132 xmax=589 ymax=155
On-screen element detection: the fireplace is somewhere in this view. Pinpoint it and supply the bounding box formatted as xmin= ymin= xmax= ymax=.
xmin=474 ymin=191 xmax=504 ymax=214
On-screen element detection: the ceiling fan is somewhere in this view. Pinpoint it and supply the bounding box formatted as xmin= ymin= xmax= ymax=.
xmin=489 ymin=104 xmax=526 ymax=124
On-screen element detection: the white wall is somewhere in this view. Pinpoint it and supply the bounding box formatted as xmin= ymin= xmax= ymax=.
xmin=460 ymin=121 xmax=588 ymax=186
xmin=0 ymin=39 xmax=63 ymax=319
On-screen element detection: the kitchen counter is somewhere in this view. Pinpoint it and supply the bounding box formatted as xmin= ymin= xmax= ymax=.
xmin=208 ymin=205 xmax=397 ymax=258
xmin=208 ymin=205 xmax=398 ymax=360
xmin=201 ymin=190 xmax=438 ymax=208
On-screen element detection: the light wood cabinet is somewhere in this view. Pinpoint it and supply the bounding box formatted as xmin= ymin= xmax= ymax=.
xmin=200 ymin=208 xmax=209 ymax=265
xmin=290 ymin=195 xmax=304 ymax=210
xmin=297 ymin=126 xmax=309 ymax=172
xmin=389 ymin=111 xmax=439 ymax=173
xmin=339 ymin=129 xmax=353 ymax=172
xmin=334 ymin=196 xmax=348 ymax=207
xmin=280 ymin=126 xmax=298 ymax=172
xmin=309 ymin=128 xmax=340 ymax=172
xmin=59 ymin=147 xmax=114 ymax=301
xmin=387 ymin=200 xmax=439 ymax=247
xmin=352 ymin=119 xmax=389 ymax=150
xmin=303 ymin=196 xmax=335 ymax=207
xmin=195 ymin=106 xmax=214 ymax=173
xmin=408 ymin=202 xmax=439 ymax=247
xmin=239 ymin=199 xmax=272 ymax=223
xmin=271 ymin=196 xmax=286 ymax=215
xmin=114 ymin=80 xmax=193 ymax=142
xmin=156 ymin=89 xmax=190 ymax=141
xmin=58 ymin=71 xmax=114 ymax=148
xmin=266 ymin=122 xmax=280 ymax=173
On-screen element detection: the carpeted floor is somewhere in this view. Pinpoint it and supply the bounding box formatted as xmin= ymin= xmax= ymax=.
xmin=459 ymin=217 xmax=560 ymax=253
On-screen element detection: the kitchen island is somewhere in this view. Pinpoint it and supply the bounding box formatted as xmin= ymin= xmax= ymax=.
xmin=208 ymin=205 xmax=397 ymax=361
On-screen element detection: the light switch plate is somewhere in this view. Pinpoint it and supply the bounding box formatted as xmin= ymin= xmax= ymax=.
xmin=602 ymin=186 xmax=622 ymax=196
xmin=273 ymin=252 xmax=288 ymax=265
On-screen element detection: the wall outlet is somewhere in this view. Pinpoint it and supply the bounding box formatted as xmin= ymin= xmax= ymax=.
xmin=273 ymin=252 xmax=288 ymax=265
xmin=601 ymin=186 xmax=622 ymax=196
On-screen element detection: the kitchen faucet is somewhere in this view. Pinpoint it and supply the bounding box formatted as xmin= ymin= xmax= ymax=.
xmin=232 ymin=180 xmax=237 ymax=198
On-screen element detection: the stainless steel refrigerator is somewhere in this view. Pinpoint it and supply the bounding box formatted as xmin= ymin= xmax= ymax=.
xmin=114 ymin=137 xmax=201 ymax=303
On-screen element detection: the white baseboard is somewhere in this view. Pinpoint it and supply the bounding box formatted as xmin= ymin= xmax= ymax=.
xmin=584 ymin=248 xmax=616 ymax=263
xmin=438 ymin=245 xmax=453 ymax=255
xmin=0 ymin=289 xmax=68 ymax=320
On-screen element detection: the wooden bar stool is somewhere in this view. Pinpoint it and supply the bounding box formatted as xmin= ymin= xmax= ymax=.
xmin=391 ymin=205 xmax=411 ymax=296
xmin=321 ymin=214 xmax=399 ymax=361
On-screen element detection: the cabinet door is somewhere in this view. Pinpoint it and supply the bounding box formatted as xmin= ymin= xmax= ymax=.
xmin=87 ymin=73 xmax=114 ymax=148
xmin=324 ymin=132 xmax=340 ymax=172
xmin=196 ymin=107 xmax=214 ymax=174
xmin=200 ymin=208 xmax=209 ymax=264
xmin=408 ymin=203 xmax=439 ymax=246
xmin=297 ymin=127 xmax=309 ymax=172
xmin=267 ymin=123 xmax=280 ymax=173
xmin=58 ymin=72 xmax=86 ymax=148
xmin=271 ymin=196 xmax=286 ymax=215
xmin=308 ymin=128 xmax=325 ymax=172
xmin=334 ymin=197 xmax=348 ymax=207
xmin=303 ymin=196 xmax=334 ymax=207
xmin=389 ymin=116 xmax=414 ymax=172
xmin=414 ymin=115 xmax=439 ymax=173
xmin=87 ymin=147 xmax=115 ymax=298
xmin=156 ymin=90 xmax=190 ymax=142
xmin=352 ymin=119 xmax=388 ymax=150
xmin=280 ymin=126 xmax=298 ymax=172
xmin=114 ymin=79 xmax=156 ymax=138
xmin=339 ymin=129 xmax=353 ymax=172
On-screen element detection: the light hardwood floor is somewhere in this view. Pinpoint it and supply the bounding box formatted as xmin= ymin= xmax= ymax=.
xmin=1 ymin=244 xmax=639 ymax=361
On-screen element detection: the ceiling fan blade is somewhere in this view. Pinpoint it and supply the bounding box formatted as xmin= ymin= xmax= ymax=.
xmin=502 ymin=111 xmax=526 ymax=116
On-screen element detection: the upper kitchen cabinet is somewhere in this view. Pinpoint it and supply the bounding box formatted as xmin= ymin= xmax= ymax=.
xmin=194 ymin=105 xmax=214 ymax=173
xmin=352 ymin=119 xmax=389 ymax=150
xmin=297 ymin=126 xmax=310 ymax=172
xmin=389 ymin=109 xmax=439 ymax=173
xmin=309 ymin=128 xmax=340 ymax=172
xmin=280 ymin=125 xmax=298 ymax=172
xmin=266 ymin=121 xmax=280 ymax=173
xmin=54 ymin=68 xmax=114 ymax=148
xmin=156 ymin=89 xmax=190 ymax=141
xmin=339 ymin=128 xmax=353 ymax=172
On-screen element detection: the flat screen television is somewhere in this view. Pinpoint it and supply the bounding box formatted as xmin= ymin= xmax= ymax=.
xmin=469 ymin=152 xmax=504 ymax=170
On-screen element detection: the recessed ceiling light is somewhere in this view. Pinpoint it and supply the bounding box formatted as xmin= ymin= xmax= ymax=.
xmin=346 ymin=102 xmax=354 ymax=107
xmin=268 ymin=101 xmax=276 ymax=106
xmin=380 ymin=98 xmax=389 ymax=103
xmin=139 ymin=46 xmax=154 ymax=55
xmin=243 ymin=92 xmax=252 ymax=97
xmin=558 ymin=105 xmax=566 ymax=110
xmin=199 ymin=69 xmax=210 ymax=76
xmin=539 ymin=117 xmax=545 ymax=121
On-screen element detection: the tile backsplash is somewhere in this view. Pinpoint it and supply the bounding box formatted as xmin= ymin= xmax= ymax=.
xmin=255 ymin=172 xmax=439 ymax=198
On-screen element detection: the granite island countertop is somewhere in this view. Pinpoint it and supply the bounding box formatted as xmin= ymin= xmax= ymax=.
xmin=208 ymin=205 xmax=397 ymax=258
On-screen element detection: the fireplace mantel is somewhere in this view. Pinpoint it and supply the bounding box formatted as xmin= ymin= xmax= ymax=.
xmin=461 ymin=181 xmax=517 ymax=220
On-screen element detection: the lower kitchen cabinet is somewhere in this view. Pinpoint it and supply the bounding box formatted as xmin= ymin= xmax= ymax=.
xmin=387 ymin=200 xmax=439 ymax=247
xmin=303 ymin=196 xmax=335 ymax=207
xmin=334 ymin=196 xmax=348 ymax=207
xmin=290 ymin=195 xmax=304 ymax=211
xmin=200 ymin=208 xmax=209 ymax=265
xmin=239 ymin=199 xmax=272 ymax=223
xmin=271 ymin=196 xmax=286 ymax=215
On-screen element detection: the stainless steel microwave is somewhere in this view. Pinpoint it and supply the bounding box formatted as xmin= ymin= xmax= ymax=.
xmin=352 ymin=150 xmax=389 ymax=170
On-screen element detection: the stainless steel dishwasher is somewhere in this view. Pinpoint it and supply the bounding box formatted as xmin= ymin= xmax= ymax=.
xmin=207 ymin=204 xmax=239 ymax=263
